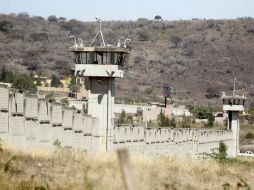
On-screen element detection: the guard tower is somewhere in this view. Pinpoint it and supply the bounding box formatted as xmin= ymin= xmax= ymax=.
xmin=221 ymin=79 xmax=246 ymax=156
xmin=69 ymin=19 xmax=130 ymax=152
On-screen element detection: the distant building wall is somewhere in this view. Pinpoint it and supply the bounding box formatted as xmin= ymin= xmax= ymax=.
xmin=37 ymin=86 xmax=70 ymax=93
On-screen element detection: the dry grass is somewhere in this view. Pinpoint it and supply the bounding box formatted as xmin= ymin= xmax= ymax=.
xmin=0 ymin=143 xmax=254 ymax=190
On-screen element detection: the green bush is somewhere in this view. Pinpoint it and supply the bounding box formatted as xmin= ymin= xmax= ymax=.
xmin=157 ymin=112 xmax=172 ymax=127
xmin=193 ymin=107 xmax=214 ymax=127
xmin=194 ymin=107 xmax=212 ymax=119
xmin=116 ymin=110 xmax=127 ymax=125
xmin=179 ymin=116 xmax=191 ymax=128
xmin=0 ymin=67 xmax=15 ymax=83
xmin=144 ymin=87 xmax=153 ymax=95
xmin=51 ymin=74 xmax=62 ymax=87
xmin=137 ymin=29 xmax=150 ymax=41
xmin=29 ymin=32 xmax=49 ymax=41
xmin=45 ymin=93 xmax=55 ymax=103
xmin=12 ymin=74 xmax=37 ymax=93
xmin=247 ymin=108 xmax=254 ymax=124
xmin=115 ymin=110 xmax=134 ymax=125
xmin=61 ymin=98 xmax=69 ymax=107
xmin=208 ymin=141 xmax=228 ymax=164
xmin=171 ymin=35 xmax=182 ymax=47
xmin=68 ymin=77 xmax=81 ymax=92
xmin=53 ymin=139 xmax=61 ymax=149
xmin=245 ymin=132 xmax=254 ymax=139
xmin=0 ymin=20 xmax=14 ymax=32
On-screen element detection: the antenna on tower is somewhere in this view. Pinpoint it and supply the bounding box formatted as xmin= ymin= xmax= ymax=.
xmin=117 ymin=36 xmax=124 ymax=47
xmin=123 ymin=38 xmax=131 ymax=48
xmin=78 ymin=37 xmax=84 ymax=48
xmin=90 ymin=17 xmax=106 ymax=47
xmin=233 ymin=78 xmax=236 ymax=96
xmin=70 ymin=35 xmax=78 ymax=49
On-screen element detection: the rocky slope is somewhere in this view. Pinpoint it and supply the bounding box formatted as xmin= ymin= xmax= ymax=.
xmin=0 ymin=13 xmax=254 ymax=107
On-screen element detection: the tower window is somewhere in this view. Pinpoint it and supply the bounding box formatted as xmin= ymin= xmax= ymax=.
xmin=74 ymin=52 xmax=83 ymax=64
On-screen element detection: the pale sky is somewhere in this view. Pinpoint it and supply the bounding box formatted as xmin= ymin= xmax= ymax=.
xmin=0 ymin=0 xmax=253 ymax=21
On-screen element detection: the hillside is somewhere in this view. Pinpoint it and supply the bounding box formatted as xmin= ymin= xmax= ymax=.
xmin=0 ymin=13 xmax=254 ymax=107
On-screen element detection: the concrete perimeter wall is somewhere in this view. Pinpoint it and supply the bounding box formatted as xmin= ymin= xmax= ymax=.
xmin=0 ymin=86 xmax=236 ymax=157
xmin=113 ymin=126 xmax=235 ymax=157
xmin=0 ymin=87 xmax=101 ymax=152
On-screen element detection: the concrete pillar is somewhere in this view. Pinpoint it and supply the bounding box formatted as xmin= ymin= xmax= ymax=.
xmin=62 ymin=108 xmax=74 ymax=129
xmin=83 ymin=115 xmax=93 ymax=152
xmin=38 ymin=99 xmax=50 ymax=123
xmin=91 ymin=117 xmax=100 ymax=152
xmin=0 ymin=112 xmax=9 ymax=140
xmin=113 ymin=126 xmax=120 ymax=144
xmin=0 ymin=87 xmax=9 ymax=140
xmin=50 ymin=103 xmax=63 ymax=126
xmin=87 ymin=77 xmax=115 ymax=151
xmin=9 ymin=115 xmax=25 ymax=150
xmin=38 ymin=123 xmax=52 ymax=150
xmin=25 ymin=95 xmax=38 ymax=119
xmin=0 ymin=87 xmax=9 ymax=112
xmin=25 ymin=119 xmax=39 ymax=150
xmin=73 ymin=113 xmax=83 ymax=132
xmin=229 ymin=112 xmax=240 ymax=157
xmin=10 ymin=92 xmax=24 ymax=115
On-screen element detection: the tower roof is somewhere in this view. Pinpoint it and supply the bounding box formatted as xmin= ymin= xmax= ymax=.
xmin=221 ymin=94 xmax=247 ymax=100
xmin=69 ymin=46 xmax=130 ymax=54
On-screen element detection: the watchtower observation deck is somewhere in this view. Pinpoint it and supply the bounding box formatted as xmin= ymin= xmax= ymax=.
xmin=221 ymin=92 xmax=246 ymax=112
xmin=70 ymin=45 xmax=130 ymax=78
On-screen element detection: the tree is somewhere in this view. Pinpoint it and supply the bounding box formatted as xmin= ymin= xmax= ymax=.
xmin=117 ymin=110 xmax=127 ymax=125
xmin=29 ymin=33 xmax=49 ymax=42
xmin=51 ymin=74 xmax=62 ymax=87
xmin=0 ymin=20 xmax=14 ymax=32
xmin=17 ymin=12 xmax=30 ymax=20
xmin=0 ymin=67 xmax=14 ymax=83
xmin=136 ymin=107 xmax=143 ymax=123
xmin=171 ymin=35 xmax=182 ymax=47
xmin=194 ymin=107 xmax=214 ymax=127
xmin=169 ymin=117 xmax=177 ymax=128
xmin=137 ymin=107 xmax=143 ymax=118
xmin=205 ymin=87 xmax=221 ymax=99
xmin=47 ymin=15 xmax=58 ymax=23
xmin=68 ymin=77 xmax=81 ymax=92
xmin=144 ymin=87 xmax=153 ymax=95
xmin=157 ymin=112 xmax=170 ymax=127
xmin=61 ymin=98 xmax=69 ymax=107
xmin=186 ymin=104 xmax=194 ymax=113
xmin=206 ymin=112 xmax=215 ymax=127
xmin=12 ymin=74 xmax=37 ymax=93
xmin=45 ymin=93 xmax=55 ymax=103
xmin=154 ymin=15 xmax=162 ymax=20
xmin=247 ymin=108 xmax=254 ymax=124
xmin=137 ymin=29 xmax=150 ymax=41
xmin=36 ymin=78 xmax=42 ymax=86
xmin=194 ymin=107 xmax=212 ymax=119
xmin=180 ymin=116 xmax=192 ymax=128
xmin=58 ymin=17 xmax=67 ymax=23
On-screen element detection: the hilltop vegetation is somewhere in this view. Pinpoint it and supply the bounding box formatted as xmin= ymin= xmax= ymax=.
xmin=0 ymin=13 xmax=254 ymax=106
